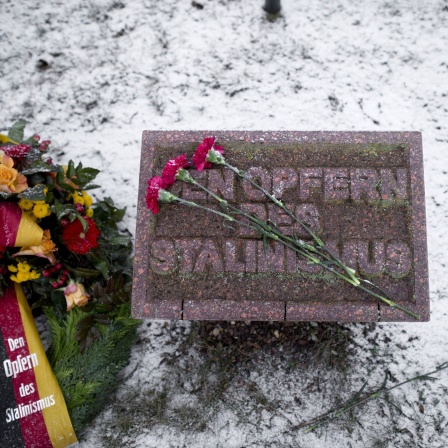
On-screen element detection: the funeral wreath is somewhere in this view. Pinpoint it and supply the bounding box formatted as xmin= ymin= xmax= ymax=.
xmin=0 ymin=120 xmax=139 ymax=433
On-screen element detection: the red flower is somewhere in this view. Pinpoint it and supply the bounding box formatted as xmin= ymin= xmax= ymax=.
xmin=192 ymin=137 xmax=224 ymax=172
xmin=1 ymin=144 xmax=32 ymax=160
xmin=146 ymin=176 xmax=164 ymax=214
xmin=161 ymin=154 xmax=189 ymax=188
xmin=62 ymin=217 xmax=100 ymax=255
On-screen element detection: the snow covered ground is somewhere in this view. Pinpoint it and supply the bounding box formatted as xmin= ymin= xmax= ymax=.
xmin=1 ymin=0 xmax=448 ymax=446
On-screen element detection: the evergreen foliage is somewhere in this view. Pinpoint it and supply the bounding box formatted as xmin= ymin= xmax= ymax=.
xmin=45 ymin=304 xmax=139 ymax=432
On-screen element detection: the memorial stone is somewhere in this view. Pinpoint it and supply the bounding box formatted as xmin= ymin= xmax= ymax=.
xmin=133 ymin=131 xmax=429 ymax=322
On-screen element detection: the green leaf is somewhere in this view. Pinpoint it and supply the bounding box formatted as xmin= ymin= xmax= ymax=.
xmin=21 ymin=160 xmax=54 ymax=175
xmin=28 ymin=174 xmax=46 ymax=185
xmin=52 ymin=200 xmax=74 ymax=220
xmin=83 ymin=184 xmax=101 ymax=191
xmin=0 ymin=191 xmax=13 ymax=200
xmin=111 ymin=207 xmax=126 ymax=222
xmin=87 ymin=252 xmax=109 ymax=279
xmin=50 ymin=289 xmax=67 ymax=317
xmin=109 ymin=236 xmax=132 ymax=246
xmin=8 ymin=119 xmax=27 ymax=142
xmin=77 ymin=215 xmax=88 ymax=232
xmin=94 ymin=260 xmax=109 ymax=279
xmin=67 ymin=267 xmax=100 ymax=278
xmin=67 ymin=160 xmax=76 ymax=178
xmin=24 ymin=147 xmax=44 ymax=163
xmin=76 ymin=167 xmax=100 ymax=185
xmin=94 ymin=314 xmax=111 ymax=325
xmin=18 ymin=184 xmax=46 ymax=201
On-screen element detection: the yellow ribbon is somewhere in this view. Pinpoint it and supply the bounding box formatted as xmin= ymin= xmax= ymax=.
xmin=0 ymin=133 xmax=18 ymax=144
xmin=15 ymin=210 xmax=44 ymax=247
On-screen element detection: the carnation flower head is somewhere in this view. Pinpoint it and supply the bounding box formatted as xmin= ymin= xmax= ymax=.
xmin=192 ymin=137 xmax=224 ymax=172
xmin=62 ymin=217 xmax=100 ymax=255
xmin=146 ymin=176 xmax=178 ymax=215
xmin=161 ymin=154 xmax=189 ymax=188
xmin=1 ymin=144 xmax=32 ymax=160
xmin=146 ymin=176 xmax=163 ymax=214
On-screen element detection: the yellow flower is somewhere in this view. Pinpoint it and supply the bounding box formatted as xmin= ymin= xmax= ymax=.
xmin=14 ymin=229 xmax=58 ymax=264
xmin=19 ymin=198 xmax=34 ymax=211
xmin=0 ymin=152 xmax=28 ymax=194
xmin=70 ymin=192 xmax=84 ymax=205
xmin=64 ymin=283 xmax=90 ymax=311
xmin=33 ymin=203 xmax=51 ymax=218
xmin=85 ymin=208 xmax=94 ymax=218
xmin=82 ymin=190 xmax=93 ymax=207
xmin=8 ymin=265 xmax=18 ymax=273
xmin=10 ymin=269 xmax=40 ymax=283
xmin=29 ymin=271 xmax=40 ymax=280
xmin=17 ymin=271 xmax=30 ymax=282
xmin=17 ymin=262 xmax=31 ymax=273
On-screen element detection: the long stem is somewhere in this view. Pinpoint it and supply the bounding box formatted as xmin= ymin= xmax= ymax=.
xmin=175 ymin=182 xmax=419 ymax=317
xmin=224 ymin=162 xmax=360 ymax=282
xmin=175 ymin=198 xmax=235 ymax=222
xmin=175 ymin=194 xmax=357 ymax=285
xmin=222 ymin=162 xmax=419 ymax=319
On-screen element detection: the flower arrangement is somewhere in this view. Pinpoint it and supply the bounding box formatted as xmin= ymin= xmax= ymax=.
xmin=0 ymin=120 xmax=138 ymax=431
xmin=146 ymin=136 xmax=419 ymax=320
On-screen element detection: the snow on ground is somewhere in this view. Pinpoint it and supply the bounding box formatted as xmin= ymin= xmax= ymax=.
xmin=1 ymin=0 xmax=448 ymax=446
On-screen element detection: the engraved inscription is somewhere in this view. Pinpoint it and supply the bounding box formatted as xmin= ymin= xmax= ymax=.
xmin=180 ymin=167 xmax=409 ymax=203
xmin=150 ymin=164 xmax=411 ymax=279
xmin=149 ymin=238 xmax=412 ymax=277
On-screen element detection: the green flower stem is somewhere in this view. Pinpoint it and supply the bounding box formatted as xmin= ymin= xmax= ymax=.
xmin=176 ymin=175 xmax=419 ymax=319
xmin=223 ymin=161 xmax=419 ymax=319
xmin=175 ymin=190 xmax=364 ymax=288
xmin=175 ymin=198 xmax=236 ymax=222
xmin=224 ymin=161 xmax=360 ymax=284
xmin=176 ymin=178 xmax=333 ymax=273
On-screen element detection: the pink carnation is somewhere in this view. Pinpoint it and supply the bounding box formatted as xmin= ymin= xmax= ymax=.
xmin=146 ymin=176 xmax=164 ymax=214
xmin=1 ymin=144 xmax=32 ymax=160
xmin=161 ymin=154 xmax=189 ymax=188
xmin=192 ymin=137 xmax=224 ymax=172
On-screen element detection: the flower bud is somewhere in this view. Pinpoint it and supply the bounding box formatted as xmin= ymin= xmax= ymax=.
xmin=206 ymin=149 xmax=226 ymax=165
xmin=175 ymin=168 xmax=194 ymax=183
xmin=158 ymin=189 xmax=178 ymax=203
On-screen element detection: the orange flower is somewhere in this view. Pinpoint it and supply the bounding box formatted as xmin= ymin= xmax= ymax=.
xmin=0 ymin=151 xmax=28 ymax=194
xmin=64 ymin=282 xmax=90 ymax=311
xmin=14 ymin=229 xmax=57 ymax=264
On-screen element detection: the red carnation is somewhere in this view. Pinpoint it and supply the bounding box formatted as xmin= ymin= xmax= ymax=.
xmin=62 ymin=217 xmax=100 ymax=255
xmin=146 ymin=176 xmax=164 ymax=214
xmin=1 ymin=144 xmax=32 ymax=160
xmin=161 ymin=154 xmax=189 ymax=188
xmin=192 ymin=137 xmax=224 ymax=172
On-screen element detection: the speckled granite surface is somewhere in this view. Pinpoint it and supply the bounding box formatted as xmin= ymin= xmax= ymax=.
xmin=133 ymin=131 xmax=429 ymax=322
